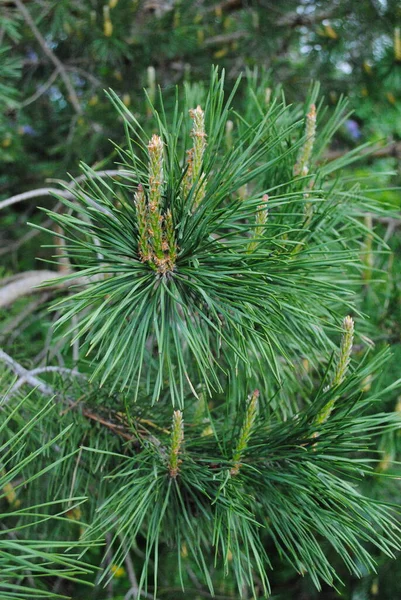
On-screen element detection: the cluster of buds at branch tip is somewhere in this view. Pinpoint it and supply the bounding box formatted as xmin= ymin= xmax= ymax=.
xmin=230 ymin=389 xmax=259 ymax=476
xmin=247 ymin=195 xmax=269 ymax=254
xmin=168 ymin=410 xmax=184 ymax=478
xmin=134 ymin=135 xmax=178 ymax=274
xmin=293 ymin=104 xmax=316 ymax=178
xmin=315 ymin=316 xmax=354 ymax=426
xmin=182 ymin=105 xmax=207 ymax=210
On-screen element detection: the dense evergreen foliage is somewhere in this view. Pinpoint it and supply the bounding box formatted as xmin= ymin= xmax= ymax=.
xmin=1 ymin=2 xmax=401 ymax=599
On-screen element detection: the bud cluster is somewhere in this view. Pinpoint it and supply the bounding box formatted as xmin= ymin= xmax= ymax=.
xmin=135 ymin=134 xmax=178 ymax=274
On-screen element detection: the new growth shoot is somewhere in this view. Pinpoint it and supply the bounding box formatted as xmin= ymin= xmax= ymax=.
xmin=168 ymin=410 xmax=184 ymax=478
xmin=294 ymin=103 xmax=317 ymax=177
xmin=231 ymin=390 xmax=259 ymax=475
xmin=248 ymin=195 xmax=269 ymax=253
xmin=182 ymin=105 xmax=207 ymax=209
xmin=316 ymin=316 xmax=355 ymax=425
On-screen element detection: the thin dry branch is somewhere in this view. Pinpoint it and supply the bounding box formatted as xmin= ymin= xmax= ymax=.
xmin=5 ymin=365 xmax=85 ymax=400
xmin=0 ymin=270 xmax=103 ymax=308
xmin=0 ymin=186 xmax=109 ymax=214
xmin=276 ymin=8 xmax=339 ymax=27
xmin=0 ymin=348 xmax=55 ymax=399
xmin=123 ymin=546 xmax=156 ymax=600
xmin=19 ymin=67 xmax=60 ymax=108
xmin=204 ymin=31 xmax=248 ymax=46
xmin=13 ymin=0 xmax=82 ymax=114
xmin=0 ymin=349 xmax=137 ymax=442
xmin=0 ymin=170 xmax=133 ymax=212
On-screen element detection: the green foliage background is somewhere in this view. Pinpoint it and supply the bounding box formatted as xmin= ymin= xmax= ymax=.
xmin=1 ymin=1 xmax=401 ymax=599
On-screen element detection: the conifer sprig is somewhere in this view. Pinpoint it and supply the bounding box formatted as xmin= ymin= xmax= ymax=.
xmin=40 ymin=69 xmax=389 ymax=406
xmin=0 ymin=391 xmax=96 ymax=599
xmin=73 ymin=346 xmax=401 ymax=597
xmin=134 ymin=134 xmax=178 ymax=274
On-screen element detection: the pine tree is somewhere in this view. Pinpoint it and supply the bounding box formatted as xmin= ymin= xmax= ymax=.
xmin=1 ymin=69 xmax=400 ymax=600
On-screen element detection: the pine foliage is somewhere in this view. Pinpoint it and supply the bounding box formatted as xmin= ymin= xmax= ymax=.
xmin=1 ymin=70 xmax=401 ymax=599
xmin=41 ymin=70 xmax=389 ymax=408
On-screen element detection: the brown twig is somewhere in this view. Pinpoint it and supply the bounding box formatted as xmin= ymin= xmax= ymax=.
xmin=0 ymin=348 xmax=137 ymax=442
xmin=203 ymin=31 xmax=248 ymax=47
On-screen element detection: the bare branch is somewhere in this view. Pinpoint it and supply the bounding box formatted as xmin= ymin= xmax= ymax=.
xmin=0 ymin=271 xmax=64 ymax=309
xmin=276 ymin=9 xmax=339 ymax=27
xmin=0 ymin=186 xmax=110 ymax=214
xmin=19 ymin=67 xmax=60 ymax=108
xmin=0 ymin=270 xmax=103 ymax=308
xmin=0 ymin=170 xmax=134 ymax=212
xmin=204 ymin=31 xmax=248 ymax=46
xmin=0 ymin=349 xmax=137 ymax=442
xmin=0 ymin=187 xmax=76 ymax=212
xmin=325 ymin=141 xmax=401 ymax=162
xmin=5 ymin=366 xmax=86 ymax=400
xmin=73 ymin=169 xmax=134 ymax=185
xmin=0 ymin=348 xmax=55 ymax=400
xmin=13 ymin=0 xmax=82 ymax=114
xmin=123 ymin=547 xmax=156 ymax=600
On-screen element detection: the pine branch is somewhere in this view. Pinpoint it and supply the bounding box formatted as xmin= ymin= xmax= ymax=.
xmin=0 ymin=348 xmax=136 ymax=442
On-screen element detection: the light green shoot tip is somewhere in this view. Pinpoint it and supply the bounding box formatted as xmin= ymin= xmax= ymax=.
xmin=169 ymin=410 xmax=184 ymax=478
xmin=231 ymin=389 xmax=259 ymax=476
